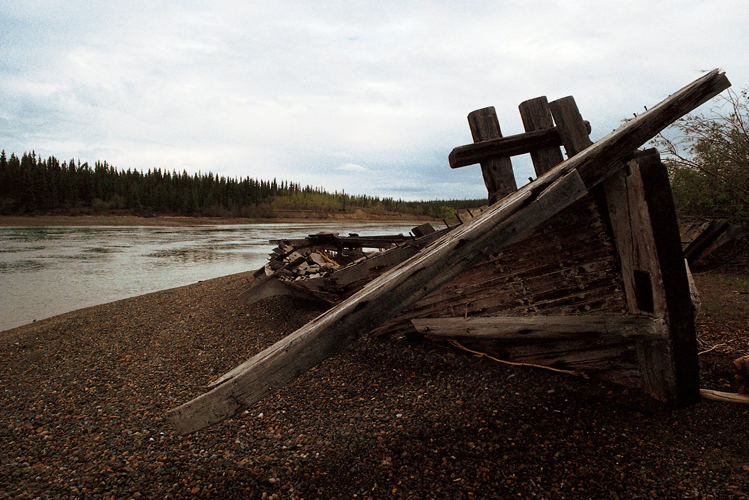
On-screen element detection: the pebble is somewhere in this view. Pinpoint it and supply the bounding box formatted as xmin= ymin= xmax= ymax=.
xmin=0 ymin=271 xmax=747 ymax=499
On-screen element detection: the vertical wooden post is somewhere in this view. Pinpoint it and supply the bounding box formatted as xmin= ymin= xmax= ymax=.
xmin=467 ymin=107 xmax=517 ymax=204
xmin=518 ymin=97 xmax=565 ymax=176
xmin=603 ymin=150 xmax=700 ymax=405
xmin=637 ymin=152 xmax=700 ymax=405
xmin=549 ymin=96 xmax=593 ymax=158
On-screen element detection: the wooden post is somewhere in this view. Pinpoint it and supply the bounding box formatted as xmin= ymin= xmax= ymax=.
xmin=518 ymin=97 xmax=565 ymax=176
xmin=603 ymin=149 xmax=700 ymax=405
xmin=549 ymin=96 xmax=594 ymax=158
xmin=637 ymin=151 xmax=701 ymax=405
xmin=467 ymin=107 xmax=517 ymax=204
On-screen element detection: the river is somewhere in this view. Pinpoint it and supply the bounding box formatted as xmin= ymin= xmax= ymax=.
xmin=0 ymin=221 xmax=433 ymax=332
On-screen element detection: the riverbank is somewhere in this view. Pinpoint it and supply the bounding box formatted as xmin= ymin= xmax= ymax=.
xmin=1 ymin=268 xmax=748 ymax=498
xmin=0 ymin=211 xmax=436 ymax=227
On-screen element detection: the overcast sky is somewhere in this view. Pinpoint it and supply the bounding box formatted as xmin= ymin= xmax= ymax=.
xmin=2 ymin=1 xmax=747 ymax=201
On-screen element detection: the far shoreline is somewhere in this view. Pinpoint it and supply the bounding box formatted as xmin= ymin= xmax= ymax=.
xmin=0 ymin=213 xmax=438 ymax=227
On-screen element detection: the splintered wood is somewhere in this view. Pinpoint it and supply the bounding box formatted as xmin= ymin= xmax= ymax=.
xmin=167 ymin=70 xmax=731 ymax=435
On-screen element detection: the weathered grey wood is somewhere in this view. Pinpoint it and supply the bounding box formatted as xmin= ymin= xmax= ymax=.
xmin=412 ymin=223 xmax=436 ymax=238
xmin=467 ymin=107 xmax=517 ymax=204
xmin=603 ymin=149 xmax=700 ymax=405
xmin=636 ymin=151 xmax=701 ymax=405
xmin=453 ymin=70 xmax=729 ymax=187
xmin=604 ymin=149 xmax=671 ymax=407
xmin=549 ymin=96 xmax=594 ymax=158
xmin=519 ymin=97 xmax=566 ymax=176
xmin=450 ymin=127 xmax=562 ymax=169
xmin=372 ymin=194 xmax=627 ymax=339
xmin=449 ymin=122 xmax=592 ymax=170
xmin=412 ymin=315 xmax=666 ymax=340
xmin=570 ymin=70 xmax=729 ymax=187
xmin=700 ymin=389 xmax=749 ymax=404
xmin=167 ymin=169 xmax=588 ymax=434
xmin=167 ymin=70 xmax=729 ymax=434
xmin=270 ymin=235 xmax=410 ymax=250
xmin=603 ymin=152 xmax=666 ymax=315
xmin=244 ymin=228 xmax=449 ymax=306
xmin=479 ymin=340 xmax=638 ymax=373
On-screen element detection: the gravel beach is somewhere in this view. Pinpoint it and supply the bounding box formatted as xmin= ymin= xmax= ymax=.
xmin=1 ymin=271 xmax=747 ymax=499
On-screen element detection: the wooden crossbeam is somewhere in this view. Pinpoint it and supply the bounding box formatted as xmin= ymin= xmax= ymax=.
xmin=450 ymin=120 xmax=592 ymax=169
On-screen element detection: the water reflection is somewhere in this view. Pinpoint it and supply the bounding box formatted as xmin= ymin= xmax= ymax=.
xmin=0 ymin=221 xmax=432 ymax=332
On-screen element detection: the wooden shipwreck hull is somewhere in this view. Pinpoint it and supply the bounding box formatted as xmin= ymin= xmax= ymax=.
xmin=167 ymin=70 xmax=732 ymax=435
xmin=241 ymin=224 xmax=447 ymax=306
xmin=391 ymin=152 xmax=694 ymax=397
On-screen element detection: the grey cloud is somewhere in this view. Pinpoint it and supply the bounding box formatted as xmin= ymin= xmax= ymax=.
xmin=1 ymin=1 xmax=747 ymax=201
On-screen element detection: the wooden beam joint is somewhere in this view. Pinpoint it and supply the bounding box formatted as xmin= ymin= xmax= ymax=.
xmin=450 ymin=121 xmax=592 ymax=170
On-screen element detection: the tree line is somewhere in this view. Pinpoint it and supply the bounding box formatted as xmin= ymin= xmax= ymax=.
xmin=0 ymin=151 xmax=485 ymax=221
xmin=4 ymin=85 xmax=747 ymax=227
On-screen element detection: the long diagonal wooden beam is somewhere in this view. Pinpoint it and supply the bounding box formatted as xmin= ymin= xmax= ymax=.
xmin=166 ymin=70 xmax=730 ymax=435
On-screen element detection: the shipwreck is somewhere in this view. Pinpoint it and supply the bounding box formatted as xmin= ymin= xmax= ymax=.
xmin=167 ymin=70 xmax=742 ymax=435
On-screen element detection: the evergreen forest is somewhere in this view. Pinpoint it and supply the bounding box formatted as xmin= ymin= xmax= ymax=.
xmin=0 ymin=150 xmax=485 ymax=221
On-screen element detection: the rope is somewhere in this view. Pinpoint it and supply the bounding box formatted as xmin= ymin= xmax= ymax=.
xmin=448 ymin=340 xmax=587 ymax=378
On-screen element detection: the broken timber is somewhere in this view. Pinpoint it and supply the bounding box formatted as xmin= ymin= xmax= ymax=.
xmin=167 ymin=70 xmax=731 ymax=435
xmin=679 ymin=218 xmax=748 ymax=266
xmin=241 ymin=226 xmax=447 ymax=306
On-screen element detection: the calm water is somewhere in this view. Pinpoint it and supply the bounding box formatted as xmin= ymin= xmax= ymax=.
xmin=0 ymin=221 xmax=429 ymax=332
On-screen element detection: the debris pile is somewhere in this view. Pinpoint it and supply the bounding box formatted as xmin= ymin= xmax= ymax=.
xmin=241 ymin=224 xmax=445 ymax=306
xmin=267 ymin=232 xmax=408 ymax=281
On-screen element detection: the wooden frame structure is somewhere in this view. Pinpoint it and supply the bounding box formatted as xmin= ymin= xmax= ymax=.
xmin=167 ymin=70 xmax=731 ymax=435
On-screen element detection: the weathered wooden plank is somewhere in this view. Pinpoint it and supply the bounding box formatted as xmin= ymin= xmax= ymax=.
xmin=167 ymin=71 xmax=729 ymax=433
xmin=682 ymin=218 xmax=731 ymax=264
xmin=602 ymin=149 xmax=700 ymax=404
xmin=636 ymin=151 xmax=701 ymax=405
xmin=467 ymin=107 xmax=517 ymax=203
xmin=373 ymin=193 xmax=626 ymax=335
xmin=549 ymin=96 xmax=594 ymax=158
xmin=412 ymin=315 xmax=667 ymax=340
xmin=270 ymin=234 xmax=411 ymax=250
xmin=700 ymin=389 xmax=749 ymax=404
xmin=569 ymin=70 xmax=729 ymax=187
xmin=519 ymin=97 xmax=566 ymax=175
xmin=603 ymin=151 xmax=666 ymax=315
xmin=167 ymin=169 xmax=588 ymax=434
xmin=452 ymin=70 xmax=729 ymax=187
xmin=459 ymin=336 xmax=639 ymax=373
xmin=449 ymin=127 xmax=563 ymax=169
xmin=402 ymin=257 xmax=623 ymax=316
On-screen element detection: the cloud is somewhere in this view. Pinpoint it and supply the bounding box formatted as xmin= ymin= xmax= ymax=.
xmin=1 ymin=1 xmax=747 ymax=201
xmin=338 ymin=163 xmax=368 ymax=172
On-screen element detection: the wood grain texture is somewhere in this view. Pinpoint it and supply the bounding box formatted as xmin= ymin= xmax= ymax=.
xmin=519 ymin=96 xmax=566 ymax=175
xmin=167 ymin=70 xmax=730 ymax=433
xmin=549 ymin=96 xmax=594 ymax=158
xmin=412 ymin=314 xmax=667 ymax=340
xmin=167 ymin=170 xmax=588 ymax=434
xmin=467 ymin=107 xmax=518 ymax=204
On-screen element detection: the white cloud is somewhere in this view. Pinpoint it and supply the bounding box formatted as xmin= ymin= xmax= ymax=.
xmin=1 ymin=0 xmax=747 ymax=200
xmin=338 ymin=163 xmax=368 ymax=172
